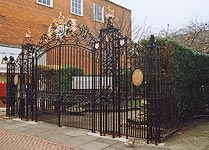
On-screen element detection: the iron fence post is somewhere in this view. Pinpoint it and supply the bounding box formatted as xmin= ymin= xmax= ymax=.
xmin=6 ymin=62 xmax=10 ymax=117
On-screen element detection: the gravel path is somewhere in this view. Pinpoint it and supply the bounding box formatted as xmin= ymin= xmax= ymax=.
xmin=164 ymin=118 xmax=209 ymax=150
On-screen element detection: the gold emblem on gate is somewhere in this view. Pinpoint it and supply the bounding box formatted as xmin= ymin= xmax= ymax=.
xmin=47 ymin=12 xmax=77 ymax=39
xmin=55 ymin=24 xmax=66 ymax=37
xmin=132 ymin=69 xmax=143 ymax=86
xmin=14 ymin=74 xmax=19 ymax=85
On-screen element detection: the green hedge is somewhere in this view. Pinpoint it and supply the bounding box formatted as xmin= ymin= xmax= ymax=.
xmin=37 ymin=66 xmax=83 ymax=108
xmin=157 ymin=38 xmax=209 ymax=118
xmin=51 ymin=66 xmax=83 ymax=92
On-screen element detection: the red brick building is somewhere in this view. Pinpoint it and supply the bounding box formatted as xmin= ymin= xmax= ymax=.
xmin=0 ymin=0 xmax=131 ymax=47
xmin=0 ymin=0 xmax=131 ymax=103
xmin=0 ymin=0 xmax=131 ymax=86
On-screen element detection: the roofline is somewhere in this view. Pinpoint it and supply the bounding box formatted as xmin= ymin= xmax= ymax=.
xmin=0 ymin=43 xmax=21 ymax=49
xmin=106 ymin=0 xmax=131 ymax=12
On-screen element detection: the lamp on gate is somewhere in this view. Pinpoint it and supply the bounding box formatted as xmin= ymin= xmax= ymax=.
xmin=1 ymin=55 xmax=8 ymax=64
xmin=9 ymin=56 xmax=15 ymax=63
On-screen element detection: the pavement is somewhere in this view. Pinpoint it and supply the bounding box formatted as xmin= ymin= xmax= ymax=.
xmin=1 ymin=108 xmax=209 ymax=150
xmin=0 ymin=109 xmax=166 ymax=150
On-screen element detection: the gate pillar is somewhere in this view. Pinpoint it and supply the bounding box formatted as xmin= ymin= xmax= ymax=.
xmin=94 ymin=8 xmax=128 ymax=138
xmin=146 ymin=35 xmax=161 ymax=144
xmin=6 ymin=59 xmax=17 ymax=117
xmin=19 ymin=43 xmax=36 ymax=121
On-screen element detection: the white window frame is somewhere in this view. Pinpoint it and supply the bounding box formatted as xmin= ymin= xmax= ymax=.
xmin=93 ymin=3 xmax=104 ymax=23
xmin=36 ymin=0 xmax=53 ymax=8
xmin=71 ymin=0 xmax=83 ymax=16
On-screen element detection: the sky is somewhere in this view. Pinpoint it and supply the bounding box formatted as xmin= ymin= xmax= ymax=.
xmin=1 ymin=0 xmax=208 ymax=62
xmin=109 ymin=0 xmax=209 ymax=33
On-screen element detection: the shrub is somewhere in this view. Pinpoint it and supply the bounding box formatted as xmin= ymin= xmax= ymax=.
xmin=157 ymin=38 xmax=209 ymax=118
xmin=52 ymin=66 xmax=83 ymax=92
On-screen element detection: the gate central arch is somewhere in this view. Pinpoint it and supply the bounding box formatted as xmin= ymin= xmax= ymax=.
xmin=34 ymin=13 xmax=98 ymax=129
xmin=33 ymin=13 xmax=131 ymax=137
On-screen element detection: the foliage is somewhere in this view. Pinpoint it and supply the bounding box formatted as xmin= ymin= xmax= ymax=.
xmin=156 ymin=38 xmax=209 ymax=119
xmin=120 ymin=68 xmax=132 ymax=92
xmin=52 ymin=66 xmax=83 ymax=92
xmin=134 ymin=37 xmax=209 ymax=119
xmin=128 ymin=99 xmax=141 ymax=109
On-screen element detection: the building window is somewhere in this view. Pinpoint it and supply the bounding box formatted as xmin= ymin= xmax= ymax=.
xmin=37 ymin=0 xmax=53 ymax=7
xmin=71 ymin=0 xmax=83 ymax=16
xmin=94 ymin=3 xmax=104 ymax=23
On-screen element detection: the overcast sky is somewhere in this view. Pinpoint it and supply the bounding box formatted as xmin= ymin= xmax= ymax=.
xmin=109 ymin=0 xmax=209 ymax=33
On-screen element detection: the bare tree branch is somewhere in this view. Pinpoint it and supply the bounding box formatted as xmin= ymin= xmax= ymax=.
xmin=167 ymin=20 xmax=209 ymax=53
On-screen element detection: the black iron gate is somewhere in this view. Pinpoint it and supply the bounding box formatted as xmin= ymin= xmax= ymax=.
xmin=6 ymin=59 xmax=17 ymax=117
xmin=6 ymin=12 xmax=162 ymax=144
xmin=18 ymin=43 xmax=36 ymax=121
xmin=92 ymin=17 xmax=129 ymax=138
xmin=34 ymin=14 xmax=97 ymax=129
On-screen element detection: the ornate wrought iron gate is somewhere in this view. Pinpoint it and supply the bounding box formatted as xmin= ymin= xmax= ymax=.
xmin=34 ymin=14 xmax=97 ymax=128
xmin=92 ymin=17 xmax=129 ymax=138
xmin=6 ymin=13 xmax=162 ymax=144
xmin=6 ymin=60 xmax=17 ymax=117
xmin=19 ymin=43 xmax=36 ymax=121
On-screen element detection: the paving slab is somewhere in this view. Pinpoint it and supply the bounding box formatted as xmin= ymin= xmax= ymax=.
xmin=56 ymin=126 xmax=78 ymax=133
xmin=95 ymin=138 xmax=119 ymax=145
xmin=65 ymin=135 xmax=99 ymax=147
xmin=80 ymin=141 xmax=110 ymax=150
xmin=2 ymin=122 xmax=29 ymax=129
xmin=30 ymin=130 xmax=61 ymax=139
xmin=64 ymin=129 xmax=88 ymax=137
xmin=11 ymin=126 xmax=31 ymax=133
xmin=22 ymin=128 xmax=48 ymax=136
xmin=47 ymin=133 xmax=75 ymax=146
xmin=34 ymin=122 xmax=60 ymax=130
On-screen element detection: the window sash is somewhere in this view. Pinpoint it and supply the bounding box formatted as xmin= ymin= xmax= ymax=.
xmin=71 ymin=0 xmax=83 ymax=16
xmin=94 ymin=3 xmax=104 ymax=22
xmin=37 ymin=0 xmax=53 ymax=7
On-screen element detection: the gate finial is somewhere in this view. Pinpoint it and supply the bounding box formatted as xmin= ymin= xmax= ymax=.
xmin=57 ymin=12 xmax=65 ymax=24
xmin=105 ymin=6 xmax=114 ymax=28
xmin=24 ymin=28 xmax=32 ymax=43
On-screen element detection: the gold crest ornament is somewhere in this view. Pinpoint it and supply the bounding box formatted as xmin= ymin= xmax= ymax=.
xmin=132 ymin=69 xmax=143 ymax=86
xmin=54 ymin=12 xmax=68 ymax=38
xmin=24 ymin=28 xmax=32 ymax=43
xmin=14 ymin=74 xmax=19 ymax=85
xmin=105 ymin=6 xmax=114 ymax=19
xmin=47 ymin=12 xmax=77 ymax=39
xmin=105 ymin=6 xmax=114 ymax=27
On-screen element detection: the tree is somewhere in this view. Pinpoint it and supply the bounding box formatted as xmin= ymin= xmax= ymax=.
xmin=161 ymin=20 xmax=209 ymax=53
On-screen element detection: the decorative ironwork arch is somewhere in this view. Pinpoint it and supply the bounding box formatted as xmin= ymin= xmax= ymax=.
xmin=36 ymin=12 xmax=98 ymax=56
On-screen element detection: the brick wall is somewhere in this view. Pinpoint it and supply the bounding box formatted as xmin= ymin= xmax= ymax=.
xmin=0 ymin=0 xmax=131 ymax=47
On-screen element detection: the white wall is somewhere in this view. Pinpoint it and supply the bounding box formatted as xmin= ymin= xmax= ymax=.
xmin=0 ymin=46 xmax=21 ymax=73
